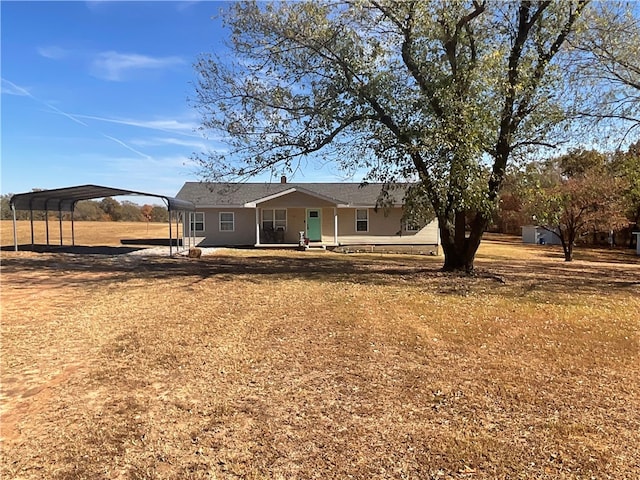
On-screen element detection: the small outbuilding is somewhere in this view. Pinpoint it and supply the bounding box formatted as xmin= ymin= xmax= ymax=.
xmin=521 ymin=225 xmax=562 ymax=245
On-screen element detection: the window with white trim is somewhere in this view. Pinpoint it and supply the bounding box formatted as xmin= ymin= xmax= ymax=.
xmin=262 ymin=209 xmax=287 ymax=231
xmin=356 ymin=209 xmax=369 ymax=232
xmin=219 ymin=212 xmax=234 ymax=232
xmin=189 ymin=212 xmax=205 ymax=232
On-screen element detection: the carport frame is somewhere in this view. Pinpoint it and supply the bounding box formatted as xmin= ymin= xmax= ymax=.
xmin=9 ymin=184 xmax=196 ymax=255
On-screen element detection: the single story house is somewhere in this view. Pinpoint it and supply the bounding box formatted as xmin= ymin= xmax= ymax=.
xmin=176 ymin=179 xmax=439 ymax=249
xmin=521 ymin=225 xmax=562 ymax=245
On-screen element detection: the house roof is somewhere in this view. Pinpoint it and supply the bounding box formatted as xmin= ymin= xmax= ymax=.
xmin=10 ymin=184 xmax=195 ymax=212
xmin=175 ymin=182 xmax=406 ymax=208
xmin=244 ymin=186 xmax=349 ymax=207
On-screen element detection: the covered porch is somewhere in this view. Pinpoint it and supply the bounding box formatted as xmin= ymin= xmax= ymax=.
xmin=245 ymin=186 xmax=440 ymax=250
xmin=247 ymin=187 xmax=343 ymax=248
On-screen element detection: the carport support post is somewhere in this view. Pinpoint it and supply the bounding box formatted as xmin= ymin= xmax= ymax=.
xmin=71 ymin=209 xmax=75 ymax=246
xmin=169 ymin=210 xmax=173 ymax=256
xmin=29 ymin=209 xmax=34 ymax=247
xmin=12 ymin=204 xmax=18 ymax=251
xmin=59 ymin=207 xmax=63 ymax=246
xmin=45 ymin=208 xmax=50 ymax=245
xmin=175 ymin=213 xmax=180 ymax=252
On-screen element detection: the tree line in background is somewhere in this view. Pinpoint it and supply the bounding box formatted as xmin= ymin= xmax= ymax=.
xmin=0 ymin=195 xmax=169 ymax=223
xmin=492 ymin=141 xmax=639 ymax=260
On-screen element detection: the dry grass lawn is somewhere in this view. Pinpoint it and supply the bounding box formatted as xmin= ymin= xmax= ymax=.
xmin=1 ymin=221 xmax=639 ymax=479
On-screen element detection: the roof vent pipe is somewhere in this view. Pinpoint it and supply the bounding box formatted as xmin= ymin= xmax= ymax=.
xmin=280 ymin=175 xmax=287 ymax=184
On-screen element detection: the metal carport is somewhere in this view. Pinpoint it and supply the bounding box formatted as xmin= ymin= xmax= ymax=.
xmin=9 ymin=184 xmax=196 ymax=255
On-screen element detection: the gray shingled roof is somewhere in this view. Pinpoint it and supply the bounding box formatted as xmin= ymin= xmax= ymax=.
xmin=176 ymin=182 xmax=407 ymax=207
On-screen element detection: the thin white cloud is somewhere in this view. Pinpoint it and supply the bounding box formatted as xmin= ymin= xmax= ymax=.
xmin=37 ymin=46 xmax=71 ymax=60
xmin=99 ymin=154 xmax=199 ymax=195
xmin=85 ymin=1 xmax=111 ymax=12
xmin=130 ymin=137 xmax=208 ymax=149
xmin=1 ymin=78 xmax=31 ymax=96
xmin=176 ymin=1 xmax=202 ymax=12
xmin=91 ymin=51 xmax=185 ymax=81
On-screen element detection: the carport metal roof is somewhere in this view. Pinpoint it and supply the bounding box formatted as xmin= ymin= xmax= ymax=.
xmin=9 ymin=184 xmax=196 ymax=255
xmin=10 ymin=184 xmax=195 ymax=212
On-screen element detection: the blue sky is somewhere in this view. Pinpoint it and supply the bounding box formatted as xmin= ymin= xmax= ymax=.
xmin=1 ymin=0 xmax=316 ymax=199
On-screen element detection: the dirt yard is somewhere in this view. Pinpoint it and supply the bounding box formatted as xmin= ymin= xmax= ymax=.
xmin=1 ymin=224 xmax=639 ymax=479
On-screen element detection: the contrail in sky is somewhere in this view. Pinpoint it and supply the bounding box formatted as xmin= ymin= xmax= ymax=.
xmin=1 ymin=77 xmax=151 ymax=159
xmin=72 ymin=113 xmax=199 ymax=137
xmin=102 ymin=134 xmax=152 ymax=160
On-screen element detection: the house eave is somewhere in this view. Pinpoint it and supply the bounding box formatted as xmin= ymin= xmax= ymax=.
xmin=193 ymin=203 xmax=403 ymax=209
xmin=195 ymin=204 xmax=246 ymax=209
xmin=246 ymin=186 xmax=346 ymax=207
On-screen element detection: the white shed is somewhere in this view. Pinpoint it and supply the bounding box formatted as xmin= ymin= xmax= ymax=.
xmin=634 ymin=232 xmax=640 ymax=255
xmin=522 ymin=225 xmax=562 ymax=245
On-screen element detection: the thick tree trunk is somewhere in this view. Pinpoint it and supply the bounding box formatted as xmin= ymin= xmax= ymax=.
xmin=439 ymin=211 xmax=488 ymax=273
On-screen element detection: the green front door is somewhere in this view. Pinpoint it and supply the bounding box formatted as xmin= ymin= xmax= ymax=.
xmin=306 ymin=209 xmax=321 ymax=241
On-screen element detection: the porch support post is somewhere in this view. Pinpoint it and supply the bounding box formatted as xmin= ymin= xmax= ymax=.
xmin=255 ymin=208 xmax=261 ymax=245
xmin=191 ymin=211 xmax=195 ymax=248
xmin=333 ymin=207 xmax=338 ymax=246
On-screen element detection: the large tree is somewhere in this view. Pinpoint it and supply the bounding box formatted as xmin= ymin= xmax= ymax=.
xmin=569 ymin=1 xmax=640 ymax=135
xmin=192 ymin=0 xmax=617 ymax=272
xmin=99 ymin=197 xmax=123 ymax=222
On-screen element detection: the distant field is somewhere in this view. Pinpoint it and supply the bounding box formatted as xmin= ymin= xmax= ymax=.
xmin=1 ymin=229 xmax=639 ymax=479
xmin=1 ymin=220 xmax=179 ymax=248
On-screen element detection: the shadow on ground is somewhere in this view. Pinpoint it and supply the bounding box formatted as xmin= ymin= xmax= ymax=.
xmin=1 ymin=244 xmax=145 ymax=255
xmin=1 ymin=248 xmax=639 ymax=298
